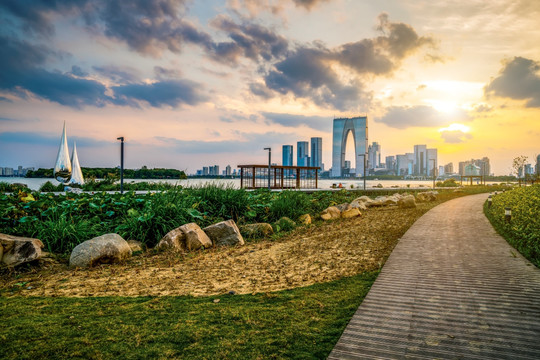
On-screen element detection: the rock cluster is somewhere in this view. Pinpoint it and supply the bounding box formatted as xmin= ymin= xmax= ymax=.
xmin=70 ymin=233 xmax=132 ymax=268
xmin=319 ymin=191 xmax=439 ymax=221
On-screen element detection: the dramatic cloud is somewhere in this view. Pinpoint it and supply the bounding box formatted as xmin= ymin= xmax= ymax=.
xmin=485 ymin=56 xmax=540 ymax=107
xmin=377 ymin=105 xmax=470 ymax=129
xmin=262 ymin=112 xmax=331 ymax=131
xmin=92 ymin=65 xmax=140 ymax=84
xmin=440 ymin=130 xmax=473 ymax=144
xmin=227 ymin=0 xmax=330 ymax=16
xmin=0 ymin=36 xmax=111 ymax=108
xmin=208 ymin=15 xmax=288 ymax=65
xmin=1 ymin=0 xmax=213 ymax=56
xmin=112 ymin=79 xmax=207 ymax=108
xmin=0 ymin=131 xmax=112 ymax=147
xmin=254 ymin=14 xmax=434 ymax=110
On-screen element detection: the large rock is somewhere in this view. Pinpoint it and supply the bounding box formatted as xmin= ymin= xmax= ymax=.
xmin=416 ymin=191 xmax=438 ymax=203
xmin=398 ymin=195 xmax=417 ymax=208
xmin=69 ymin=233 xmax=131 ymax=268
xmin=349 ymin=199 xmax=367 ymax=211
xmin=321 ymin=206 xmax=341 ymax=220
xmin=341 ymin=208 xmax=361 ymax=218
xmin=158 ymin=223 xmax=212 ymax=252
xmin=127 ymin=240 xmax=145 ymax=252
xmin=335 ymin=203 xmax=352 ymax=212
xmin=240 ymin=223 xmax=274 ymax=238
xmin=203 ymin=220 xmax=244 ymax=246
xmin=0 ymin=233 xmax=44 ymax=267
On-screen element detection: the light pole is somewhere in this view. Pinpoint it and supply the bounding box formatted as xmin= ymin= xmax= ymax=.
xmin=264 ymin=147 xmax=271 ymax=190
xmin=429 ymin=159 xmax=436 ymax=189
xmin=358 ymin=154 xmax=366 ymax=190
xmin=117 ymin=137 xmax=124 ymax=194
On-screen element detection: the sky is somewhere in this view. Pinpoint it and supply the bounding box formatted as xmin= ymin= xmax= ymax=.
xmin=1 ymin=0 xmax=540 ymax=176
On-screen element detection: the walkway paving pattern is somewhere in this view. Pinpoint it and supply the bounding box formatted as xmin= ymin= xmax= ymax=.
xmin=329 ymin=193 xmax=540 ymax=359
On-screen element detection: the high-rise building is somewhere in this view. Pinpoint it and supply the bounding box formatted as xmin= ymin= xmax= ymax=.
xmin=439 ymin=165 xmax=445 ymax=176
xmin=536 ymin=154 xmax=540 ymax=175
xmin=414 ymin=145 xmax=427 ymax=176
xmin=444 ymin=163 xmax=454 ymax=175
xmin=297 ymin=141 xmax=309 ymax=167
xmin=368 ymin=142 xmax=381 ymax=170
xmin=459 ymin=158 xmax=490 ymax=176
xmin=282 ymin=145 xmax=293 ymax=166
xmin=310 ymin=137 xmax=322 ymax=170
xmin=427 ymin=148 xmax=438 ymax=176
xmin=331 ymin=116 xmax=368 ymax=177
xmin=396 ymin=154 xmax=408 ymax=176
xmin=213 ymin=165 xmax=219 ymax=176
xmin=203 ymin=166 xmax=209 ymax=176
xmin=385 ymin=156 xmax=395 ymax=172
xmin=225 ymin=165 xmax=232 ymax=176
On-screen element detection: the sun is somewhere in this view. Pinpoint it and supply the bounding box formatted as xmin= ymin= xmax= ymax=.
xmin=438 ymin=123 xmax=471 ymax=133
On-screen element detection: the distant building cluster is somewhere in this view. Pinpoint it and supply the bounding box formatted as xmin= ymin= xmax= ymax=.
xmin=366 ymin=143 xmax=439 ymax=177
xmin=195 ymin=164 xmax=235 ymax=177
xmin=0 ymin=166 xmax=34 ymax=177
xmin=458 ymin=158 xmax=491 ymax=176
xmin=280 ymin=137 xmax=324 ymax=171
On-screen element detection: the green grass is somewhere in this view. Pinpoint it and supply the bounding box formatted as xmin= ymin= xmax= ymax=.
xmin=0 ymin=271 xmax=377 ymax=360
xmin=484 ymin=185 xmax=540 ymax=267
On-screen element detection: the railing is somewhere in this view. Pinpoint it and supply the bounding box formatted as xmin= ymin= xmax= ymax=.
xmin=238 ymin=165 xmax=319 ymax=189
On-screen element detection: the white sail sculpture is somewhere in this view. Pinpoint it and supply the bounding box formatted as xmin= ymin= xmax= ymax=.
xmin=53 ymin=122 xmax=72 ymax=184
xmin=69 ymin=141 xmax=85 ymax=185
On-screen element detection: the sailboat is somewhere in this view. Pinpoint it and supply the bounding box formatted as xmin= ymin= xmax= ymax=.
xmin=69 ymin=141 xmax=85 ymax=185
xmin=54 ymin=122 xmax=72 ymax=184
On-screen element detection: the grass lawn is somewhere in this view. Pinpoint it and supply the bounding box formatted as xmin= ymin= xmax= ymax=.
xmin=0 ymin=271 xmax=377 ymax=360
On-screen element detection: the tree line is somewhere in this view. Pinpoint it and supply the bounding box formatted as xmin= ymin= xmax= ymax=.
xmin=26 ymin=166 xmax=187 ymax=179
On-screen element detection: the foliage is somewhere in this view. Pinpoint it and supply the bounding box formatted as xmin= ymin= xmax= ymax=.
xmin=511 ymin=155 xmax=528 ymax=179
xmin=0 ymin=181 xmax=31 ymax=193
xmin=26 ymin=167 xmax=187 ymax=179
xmin=0 ymin=271 xmax=376 ymax=359
xmin=436 ymin=178 xmax=459 ymax=187
xmin=484 ymin=185 xmax=540 ymax=267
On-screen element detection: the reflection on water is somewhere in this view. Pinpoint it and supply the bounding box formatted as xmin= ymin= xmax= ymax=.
xmin=2 ymin=177 xmax=499 ymax=191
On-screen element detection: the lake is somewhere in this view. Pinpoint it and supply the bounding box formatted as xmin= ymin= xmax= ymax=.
xmin=1 ymin=177 xmax=499 ymax=191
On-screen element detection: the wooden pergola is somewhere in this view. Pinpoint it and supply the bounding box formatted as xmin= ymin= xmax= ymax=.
xmin=238 ymin=164 xmax=320 ymax=189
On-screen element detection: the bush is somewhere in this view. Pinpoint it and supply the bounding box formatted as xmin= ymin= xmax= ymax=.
xmin=436 ymin=178 xmax=459 ymax=187
xmin=485 ymin=185 xmax=540 ymax=267
xmin=39 ymin=181 xmax=64 ymax=192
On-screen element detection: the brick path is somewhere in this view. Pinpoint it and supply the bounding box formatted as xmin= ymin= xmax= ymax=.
xmin=328 ymin=193 xmax=540 ymax=359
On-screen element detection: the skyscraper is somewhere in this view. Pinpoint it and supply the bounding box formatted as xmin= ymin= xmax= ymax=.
xmin=331 ymin=116 xmax=368 ymax=177
xmin=385 ymin=155 xmax=395 ymax=172
xmin=368 ymin=142 xmax=381 ymax=170
xmin=297 ymin=141 xmax=309 ymax=166
xmin=414 ymin=145 xmax=427 ymax=176
xmin=311 ymin=137 xmax=322 ymax=170
xmin=282 ymin=145 xmax=293 ymax=166
xmin=536 ymin=154 xmax=540 ymax=175
xmin=427 ymin=148 xmax=438 ymax=176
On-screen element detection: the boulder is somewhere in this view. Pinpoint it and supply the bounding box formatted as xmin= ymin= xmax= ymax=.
xmin=158 ymin=223 xmax=212 ymax=252
xmin=298 ymin=214 xmax=312 ymax=225
xmin=335 ymin=203 xmax=352 ymax=212
xmin=240 ymin=223 xmax=274 ymax=238
xmin=383 ymin=195 xmax=399 ymax=206
xmin=321 ymin=206 xmax=341 ymax=221
xmin=203 ymin=220 xmax=244 ymax=246
xmin=127 ymin=240 xmax=145 ymax=252
xmin=0 ymin=233 xmax=44 ymax=267
xmin=398 ymin=195 xmax=417 ymax=208
xmin=417 ymin=191 xmax=438 ymax=202
xmin=341 ymin=208 xmax=361 ymax=218
xmin=370 ymin=196 xmax=388 ymax=207
xmin=349 ymin=199 xmax=367 ymax=211
xmin=69 ymin=233 xmax=132 ymax=268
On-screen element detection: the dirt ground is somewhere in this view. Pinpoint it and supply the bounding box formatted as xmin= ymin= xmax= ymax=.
xmin=1 ymin=203 xmax=438 ymax=297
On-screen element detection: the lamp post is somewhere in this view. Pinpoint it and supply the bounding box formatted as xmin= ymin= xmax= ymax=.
xmin=264 ymin=147 xmax=271 ymax=190
xmin=429 ymin=159 xmax=436 ymax=189
xmin=117 ymin=137 xmax=124 ymax=194
xmin=358 ymin=154 xmax=366 ymax=190
xmin=505 ymin=207 xmax=512 ymax=223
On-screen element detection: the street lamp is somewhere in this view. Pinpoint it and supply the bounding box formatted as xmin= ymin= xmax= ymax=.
xmin=358 ymin=154 xmax=366 ymax=190
xmin=429 ymin=159 xmax=436 ymax=189
xmin=117 ymin=137 xmax=124 ymax=194
xmin=264 ymin=147 xmax=271 ymax=190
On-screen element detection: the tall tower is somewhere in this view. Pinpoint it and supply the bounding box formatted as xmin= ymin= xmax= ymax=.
xmin=310 ymin=137 xmax=322 ymax=170
xmin=414 ymin=145 xmax=427 ymax=176
xmin=331 ymin=116 xmax=368 ymax=177
xmin=297 ymin=141 xmax=309 ymax=166
xmin=282 ymin=145 xmax=293 ymax=166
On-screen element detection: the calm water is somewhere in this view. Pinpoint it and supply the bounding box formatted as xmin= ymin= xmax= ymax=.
xmin=1 ymin=177 xmax=498 ymax=191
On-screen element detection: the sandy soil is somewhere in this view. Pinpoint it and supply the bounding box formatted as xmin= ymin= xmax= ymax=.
xmin=1 ymin=203 xmax=438 ymax=297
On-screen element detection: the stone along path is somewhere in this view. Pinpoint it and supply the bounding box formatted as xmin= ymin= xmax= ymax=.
xmin=329 ymin=193 xmax=540 ymax=359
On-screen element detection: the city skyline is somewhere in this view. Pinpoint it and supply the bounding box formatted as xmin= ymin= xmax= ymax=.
xmin=1 ymin=1 xmax=540 ymax=175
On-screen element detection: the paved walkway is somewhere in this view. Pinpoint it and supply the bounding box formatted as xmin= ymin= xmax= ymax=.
xmin=329 ymin=193 xmax=540 ymax=359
